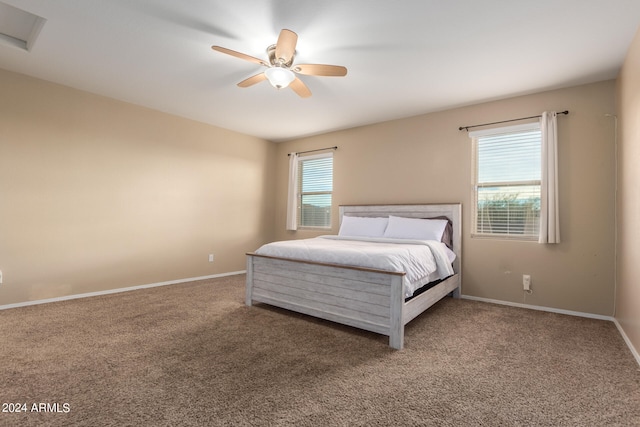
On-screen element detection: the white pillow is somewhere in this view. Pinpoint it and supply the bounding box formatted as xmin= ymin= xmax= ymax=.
xmin=383 ymin=215 xmax=448 ymax=241
xmin=338 ymin=216 xmax=389 ymax=237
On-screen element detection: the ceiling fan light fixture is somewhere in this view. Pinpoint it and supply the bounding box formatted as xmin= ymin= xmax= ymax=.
xmin=264 ymin=66 xmax=295 ymax=89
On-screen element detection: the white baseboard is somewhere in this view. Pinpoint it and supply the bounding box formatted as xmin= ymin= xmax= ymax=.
xmin=461 ymin=294 xmax=640 ymax=368
xmin=613 ymin=318 xmax=640 ymax=368
xmin=460 ymin=294 xmax=614 ymax=321
xmin=0 ymin=270 xmax=246 ymax=311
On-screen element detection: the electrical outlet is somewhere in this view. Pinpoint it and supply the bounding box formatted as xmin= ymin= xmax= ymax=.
xmin=0 ymin=269 xmax=3 ymax=284
xmin=208 ymin=254 xmax=214 ymax=263
xmin=523 ymin=274 xmax=531 ymax=291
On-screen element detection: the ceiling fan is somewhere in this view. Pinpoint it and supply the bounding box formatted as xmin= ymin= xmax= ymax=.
xmin=211 ymin=29 xmax=347 ymax=98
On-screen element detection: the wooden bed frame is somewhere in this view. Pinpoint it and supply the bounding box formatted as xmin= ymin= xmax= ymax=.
xmin=245 ymin=204 xmax=461 ymax=349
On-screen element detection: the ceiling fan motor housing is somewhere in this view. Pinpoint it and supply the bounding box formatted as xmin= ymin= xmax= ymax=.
xmin=267 ymin=44 xmax=294 ymax=68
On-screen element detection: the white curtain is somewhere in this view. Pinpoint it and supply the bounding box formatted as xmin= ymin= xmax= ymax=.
xmin=286 ymin=152 xmax=299 ymax=230
xmin=539 ymin=111 xmax=560 ymax=243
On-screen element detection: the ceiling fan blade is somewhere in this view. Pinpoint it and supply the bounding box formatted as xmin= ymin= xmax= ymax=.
xmin=237 ymin=73 xmax=267 ymax=88
xmin=289 ymin=77 xmax=311 ymax=98
xmin=275 ymin=29 xmax=297 ymax=64
xmin=293 ymin=64 xmax=348 ymax=77
xmin=211 ymin=46 xmax=267 ymax=66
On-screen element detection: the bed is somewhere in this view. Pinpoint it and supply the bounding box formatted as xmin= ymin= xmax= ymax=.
xmin=245 ymin=204 xmax=462 ymax=349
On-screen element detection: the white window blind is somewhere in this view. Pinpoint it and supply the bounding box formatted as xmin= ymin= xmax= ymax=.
xmin=471 ymin=123 xmax=541 ymax=239
xmin=298 ymin=153 xmax=333 ymax=228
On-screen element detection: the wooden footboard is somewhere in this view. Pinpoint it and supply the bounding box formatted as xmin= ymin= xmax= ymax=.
xmin=246 ymin=253 xmax=460 ymax=349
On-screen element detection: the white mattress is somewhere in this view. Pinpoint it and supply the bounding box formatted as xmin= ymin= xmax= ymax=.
xmin=254 ymin=236 xmax=455 ymax=297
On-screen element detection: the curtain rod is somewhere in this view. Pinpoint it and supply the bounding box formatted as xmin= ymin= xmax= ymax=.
xmin=287 ymin=146 xmax=338 ymax=156
xmin=458 ymin=110 xmax=569 ymax=132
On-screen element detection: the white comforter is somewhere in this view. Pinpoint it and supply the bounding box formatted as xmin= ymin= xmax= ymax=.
xmin=254 ymin=236 xmax=455 ymax=297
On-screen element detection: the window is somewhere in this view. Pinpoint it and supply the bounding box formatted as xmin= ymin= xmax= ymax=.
xmin=297 ymin=152 xmax=333 ymax=228
xmin=471 ymin=122 xmax=541 ymax=240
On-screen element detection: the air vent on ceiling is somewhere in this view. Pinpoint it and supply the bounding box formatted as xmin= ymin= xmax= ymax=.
xmin=0 ymin=1 xmax=46 ymax=51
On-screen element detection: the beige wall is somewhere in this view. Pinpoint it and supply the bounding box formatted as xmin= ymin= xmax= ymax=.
xmin=0 ymin=65 xmax=621 ymax=320
xmin=0 ymin=68 xmax=276 ymax=305
xmin=616 ymin=28 xmax=640 ymax=357
xmin=275 ymin=81 xmax=617 ymax=316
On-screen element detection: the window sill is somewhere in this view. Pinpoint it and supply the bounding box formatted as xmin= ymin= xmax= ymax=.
xmin=471 ymin=233 xmax=538 ymax=242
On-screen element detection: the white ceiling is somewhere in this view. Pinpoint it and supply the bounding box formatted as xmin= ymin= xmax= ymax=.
xmin=1 ymin=1 xmax=639 ymax=142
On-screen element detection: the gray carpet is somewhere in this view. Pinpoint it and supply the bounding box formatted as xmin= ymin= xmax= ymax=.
xmin=0 ymin=274 xmax=638 ymax=426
